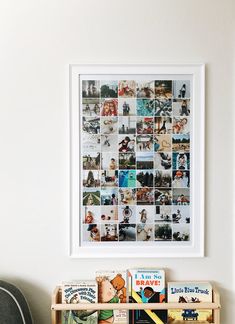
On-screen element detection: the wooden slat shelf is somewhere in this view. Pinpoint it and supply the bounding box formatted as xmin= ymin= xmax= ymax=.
xmin=51 ymin=285 xmax=221 ymax=324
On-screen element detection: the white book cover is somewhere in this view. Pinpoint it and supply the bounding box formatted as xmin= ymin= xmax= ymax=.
xmin=61 ymin=281 xmax=98 ymax=324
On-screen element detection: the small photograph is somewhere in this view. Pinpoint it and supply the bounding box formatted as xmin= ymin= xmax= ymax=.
xmin=101 ymin=188 xmax=118 ymax=205
xmin=100 ymin=206 xmax=118 ymax=222
xmin=172 ymin=206 xmax=190 ymax=224
xmin=154 ymin=152 xmax=172 ymax=170
xmin=172 ymin=117 xmax=190 ymax=134
xmin=155 ymin=189 xmax=172 ymax=205
xmin=154 ymin=117 xmax=172 ymax=134
xmin=155 ymin=170 xmax=172 ymax=188
xmin=136 ymin=152 xmax=154 ymax=169
xmin=82 ymin=98 xmax=100 ymax=116
xmin=101 ymin=153 xmax=118 ymax=170
xmin=101 ymin=170 xmax=118 ymax=188
xmin=118 ymin=224 xmax=136 ymax=241
xmin=172 ymin=224 xmax=190 ymax=241
xmin=83 ymin=170 xmax=100 ymax=187
xmin=173 ymin=99 xmax=191 ymax=116
xmin=173 ymin=80 xmax=190 ymax=99
xmin=155 ymin=98 xmax=172 ymax=116
xmin=155 ymin=224 xmax=172 ymax=241
xmin=137 ymin=224 xmax=154 ymax=241
xmin=154 ymin=134 xmax=172 ymax=152
xmin=136 ymin=99 xmax=155 ymax=116
xmin=82 ymin=206 xmax=101 ymax=224
xmin=118 ymin=205 xmax=136 ymax=224
xmin=118 ymin=116 xmax=136 ymax=134
xmin=136 ymin=205 xmax=154 ymax=223
xmin=82 ymin=117 xmax=100 ymax=134
xmin=100 ymin=80 xmax=118 ymax=98
xmin=101 ymin=224 xmax=118 ymax=241
xmin=172 ymin=170 xmax=190 ymax=188
xmin=136 ymin=188 xmax=154 ymax=205
xmin=136 ymin=80 xmax=155 ymax=98
xmin=173 ymin=152 xmax=190 ymax=170
xmin=101 ymin=117 xmax=118 ymax=134
xmin=82 ymin=80 xmax=100 ymax=98
xmin=82 ymin=134 xmax=100 ymax=153
xmin=155 ymin=80 xmax=172 ymax=99
xmin=83 ymin=224 xmax=100 ymax=242
xmin=119 ymin=135 xmax=136 ymax=152
xmin=173 ymin=188 xmax=190 ymax=205
xmin=118 ymin=80 xmax=136 ymax=98
xmin=101 ymin=134 xmax=118 ymax=152
xmin=118 ymin=98 xmax=136 ymax=116
xmin=119 ymin=188 xmax=136 ymax=205
xmin=83 ymin=152 xmax=100 ymax=170
xmin=155 ymin=206 xmax=172 ymax=222
xmin=136 ymin=170 xmax=154 ymax=188
xmin=136 ymin=135 xmax=153 ymax=152
xmin=83 ymin=189 xmax=100 ymax=206
xmin=172 ymin=134 xmax=190 ymax=152
xmin=136 ymin=117 xmax=154 ymax=134
xmin=119 ymin=153 xmax=136 ymax=169
xmin=101 ymin=99 xmax=118 ymax=116
xmin=119 ymin=170 xmax=136 ymax=188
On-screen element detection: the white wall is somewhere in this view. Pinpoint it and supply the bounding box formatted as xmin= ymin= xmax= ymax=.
xmin=0 ymin=0 xmax=234 ymax=323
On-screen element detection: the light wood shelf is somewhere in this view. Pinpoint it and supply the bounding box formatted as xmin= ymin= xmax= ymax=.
xmin=51 ymin=285 xmax=221 ymax=324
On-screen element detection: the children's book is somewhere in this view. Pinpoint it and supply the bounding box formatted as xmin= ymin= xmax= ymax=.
xmin=96 ymin=270 xmax=128 ymax=324
xmin=61 ymin=281 xmax=98 ymax=324
xmin=128 ymin=269 xmax=167 ymax=324
xmin=167 ymin=281 xmax=213 ymax=323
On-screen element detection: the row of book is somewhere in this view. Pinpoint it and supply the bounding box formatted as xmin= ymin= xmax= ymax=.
xmin=61 ymin=269 xmax=213 ymax=324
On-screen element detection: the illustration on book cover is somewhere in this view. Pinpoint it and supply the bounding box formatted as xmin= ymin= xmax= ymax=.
xmin=128 ymin=269 xmax=167 ymax=324
xmin=167 ymin=282 xmax=213 ymax=323
xmin=96 ymin=270 xmax=127 ymax=324
xmin=61 ymin=281 xmax=98 ymax=324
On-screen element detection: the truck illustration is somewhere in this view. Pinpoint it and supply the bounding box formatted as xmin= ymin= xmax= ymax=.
xmin=181 ymin=309 xmax=199 ymax=320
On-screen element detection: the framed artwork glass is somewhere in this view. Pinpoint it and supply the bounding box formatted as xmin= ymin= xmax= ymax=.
xmin=69 ymin=64 xmax=205 ymax=258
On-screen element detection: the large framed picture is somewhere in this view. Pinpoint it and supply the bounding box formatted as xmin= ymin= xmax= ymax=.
xmin=70 ymin=64 xmax=205 ymax=258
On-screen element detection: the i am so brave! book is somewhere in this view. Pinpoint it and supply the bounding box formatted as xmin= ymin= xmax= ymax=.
xmin=128 ymin=269 xmax=167 ymax=324
xmin=167 ymin=281 xmax=213 ymax=323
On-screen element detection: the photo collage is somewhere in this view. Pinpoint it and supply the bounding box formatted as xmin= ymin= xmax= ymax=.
xmin=81 ymin=78 xmax=191 ymax=244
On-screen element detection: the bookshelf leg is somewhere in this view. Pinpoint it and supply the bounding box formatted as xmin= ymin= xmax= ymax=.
xmin=51 ymin=309 xmax=60 ymax=324
xmin=214 ymin=308 xmax=220 ymax=324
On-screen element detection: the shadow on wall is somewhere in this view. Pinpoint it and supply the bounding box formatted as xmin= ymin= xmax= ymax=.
xmin=1 ymin=277 xmax=50 ymax=324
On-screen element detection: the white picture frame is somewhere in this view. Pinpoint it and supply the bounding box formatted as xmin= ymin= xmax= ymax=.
xmin=69 ymin=64 xmax=205 ymax=258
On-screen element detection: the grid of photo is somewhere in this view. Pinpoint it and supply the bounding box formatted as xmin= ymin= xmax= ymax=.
xmin=81 ymin=79 xmax=191 ymax=244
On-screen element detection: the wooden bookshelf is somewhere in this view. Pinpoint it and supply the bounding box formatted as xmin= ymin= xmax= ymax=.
xmin=51 ymin=285 xmax=221 ymax=324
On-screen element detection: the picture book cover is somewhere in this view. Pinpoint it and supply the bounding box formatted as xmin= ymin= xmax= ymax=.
xmin=61 ymin=281 xmax=98 ymax=324
xmin=128 ymin=269 xmax=167 ymax=324
xmin=96 ymin=270 xmax=128 ymax=324
xmin=167 ymin=281 xmax=213 ymax=323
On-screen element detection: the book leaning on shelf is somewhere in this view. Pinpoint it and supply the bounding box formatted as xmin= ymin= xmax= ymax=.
xmin=128 ymin=269 xmax=167 ymax=324
xmin=96 ymin=270 xmax=128 ymax=324
xmin=61 ymin=281 xmax=98 ymax=324
xmin=167 ymin=281 xmax=213 ymax=323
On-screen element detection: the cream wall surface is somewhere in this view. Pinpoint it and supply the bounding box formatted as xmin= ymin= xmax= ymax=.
xmin=0 ymin=0 xmax=234 ymax=323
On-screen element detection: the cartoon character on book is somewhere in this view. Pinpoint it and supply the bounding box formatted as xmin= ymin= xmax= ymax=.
xmin=110 ymin=274 xmax=127 ymax=303
xmin=140 ymin=287 xmax=155 ymax=303
xmin=63 ymin=294 xmax=97 ymax=324
xmin=97 ymin=276 xmax=119 ymax=324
